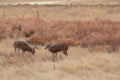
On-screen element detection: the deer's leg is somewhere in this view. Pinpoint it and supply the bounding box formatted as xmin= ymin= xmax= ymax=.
xmin=22 ymin=51 xmax=25 ymax=56
xmin=14 ymin=48 xmax=16 ymax=54
xmin=52 ymin=53 xmax=55 ymax=61
xmin=55 ymin=53 xmax=57 ymax=56
xmin=55 ymin=53 xmax=58 ymax=61
xmin=52 ymin=53 xmax=56 ymax=69
xmin=17 ymin=49 xmax=20 ymax=54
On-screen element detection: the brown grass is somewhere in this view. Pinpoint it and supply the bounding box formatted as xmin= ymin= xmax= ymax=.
xmin=0 ymin=5 xmax=120 ymax=20
xmin=0 ymin=38 xmax=120 ymax=80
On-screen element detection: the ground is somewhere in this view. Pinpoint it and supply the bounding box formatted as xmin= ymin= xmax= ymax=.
xmin=0 ymin=38 xmax=120 ymax=80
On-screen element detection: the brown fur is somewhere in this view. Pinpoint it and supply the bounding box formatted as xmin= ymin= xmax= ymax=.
xmin=14 ymin=41 xmax=36 ymax=55
xmin=45 ymin=43 xmax=69 ymax=56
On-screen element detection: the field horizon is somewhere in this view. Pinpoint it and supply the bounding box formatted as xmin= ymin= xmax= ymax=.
xmin=0 ymin=0 xmax=120 ymax=4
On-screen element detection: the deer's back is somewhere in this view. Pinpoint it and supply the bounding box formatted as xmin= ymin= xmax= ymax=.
xmin=14 ymin=41 xmax=28 ymax=50
xmin=49 ymin=43 xmax=68 ymax=53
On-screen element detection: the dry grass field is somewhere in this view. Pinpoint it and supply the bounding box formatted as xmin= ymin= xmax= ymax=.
xmin=0 ymin=5 xmax=120 ymax=20
xmin=0 ymin=38 xmax=120 ymax=80
xmin=0 ymin=5 xmax=120 ymax=21
xmin=0 ymin=0 xmax=120 ymax=80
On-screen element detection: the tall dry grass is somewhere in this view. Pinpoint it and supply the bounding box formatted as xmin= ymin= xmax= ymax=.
xmin=0 ymin=5 xmax=120 ymax=20
xmin=0 ymin=38 xmax=120 ymax=80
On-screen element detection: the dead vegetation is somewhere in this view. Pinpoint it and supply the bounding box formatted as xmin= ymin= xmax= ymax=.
xmin=0 ymin=39 xmax=120 ymax=80
xmin=0 ymin=19 xmax=119 ymax=52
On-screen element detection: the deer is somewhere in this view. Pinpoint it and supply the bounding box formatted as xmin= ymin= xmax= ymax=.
xmin=14 ymin=41 xmax=38 ymax=56
xmin=45 ymin=43 xmax=69 ymax=69
xmin=45 ymin=43 xmax=69 ymax=57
